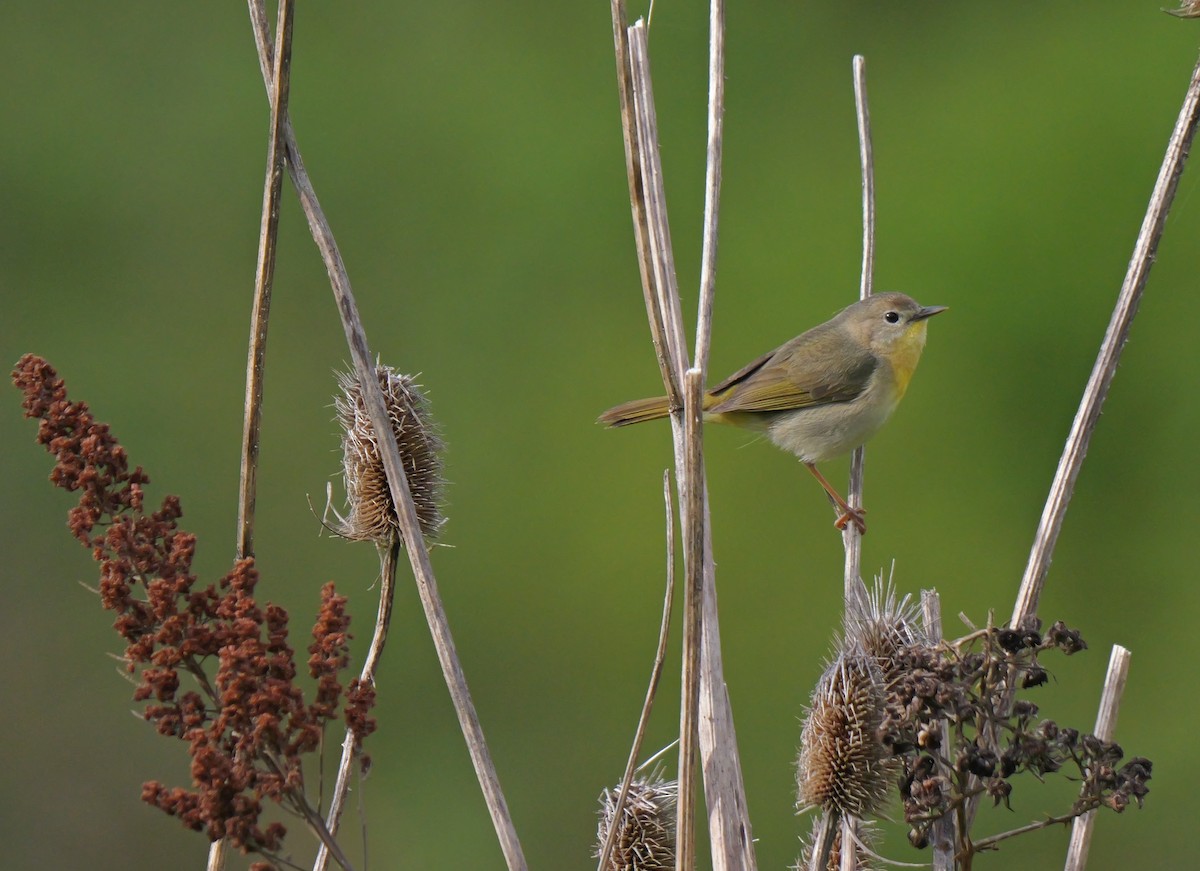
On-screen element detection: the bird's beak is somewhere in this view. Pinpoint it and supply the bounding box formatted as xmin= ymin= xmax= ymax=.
xmin=913 ymin=305 xmax=948 ymax=321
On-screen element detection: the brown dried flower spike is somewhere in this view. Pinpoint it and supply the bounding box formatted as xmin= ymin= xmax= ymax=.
xmin=332 ymin=364 xmax=445 ymax=544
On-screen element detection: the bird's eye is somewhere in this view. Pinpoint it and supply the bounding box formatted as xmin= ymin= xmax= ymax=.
xmin=884 ymin=311 xmax=901 ymax=324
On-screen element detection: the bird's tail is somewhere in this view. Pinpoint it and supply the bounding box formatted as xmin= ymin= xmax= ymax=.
xmin=597 ymin=395 xmax=672 ymax=427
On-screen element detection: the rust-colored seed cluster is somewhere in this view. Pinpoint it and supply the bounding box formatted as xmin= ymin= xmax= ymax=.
xmin=333 ymin=365 xmax=445 ymax=544
xmin=13 ymin=354 xmax=376 ymax=860
xmin=595 ymin=776 xmax=678 ymax=871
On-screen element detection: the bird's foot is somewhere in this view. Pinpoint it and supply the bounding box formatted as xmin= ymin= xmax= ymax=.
xmin=834 ymin=506 xmax=867 ymax=536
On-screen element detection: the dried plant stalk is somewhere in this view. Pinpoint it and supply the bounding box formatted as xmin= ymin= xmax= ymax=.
xmin=244 ymin=3 xmax=528 ymax=868
xmin=610 ymin=8 xmax=753 ymax=870
xmin=1013 ymin=51 xmax=1200 ymax=627
xmin=596 ymin=472 xmax=679 ymax=871
xmin=1064 ymin=645 xmax=1132 ymax=871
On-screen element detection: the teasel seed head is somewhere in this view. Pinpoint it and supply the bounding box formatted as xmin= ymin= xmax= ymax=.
xmin=796 ymin=649 xmax=895 ymax=819
xmin=794 ymin=816 xmax=878 ymax=871
xmin=332 ymin=364 xmax=445 ymax=544
xmin=844 ymin=576 xmax=927 ymax=671
xmin=594 ymin=774 xmax=678 ymax=871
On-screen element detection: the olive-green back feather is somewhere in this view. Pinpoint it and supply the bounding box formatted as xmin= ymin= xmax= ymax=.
xmin=706 ymin=322 xmax=878 ymax=415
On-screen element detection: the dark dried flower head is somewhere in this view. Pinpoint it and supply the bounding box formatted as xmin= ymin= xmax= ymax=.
xmin=332 ymin=364 xmax=445 ymax=543
xmin=595 ymin=775 xmax=677 ymax=871
xmin=797 ymin=650 xmax=894 ymax=818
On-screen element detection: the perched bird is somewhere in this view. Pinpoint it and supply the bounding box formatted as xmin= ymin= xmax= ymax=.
xmin=598 ymin=292 xmax=946 ymax=534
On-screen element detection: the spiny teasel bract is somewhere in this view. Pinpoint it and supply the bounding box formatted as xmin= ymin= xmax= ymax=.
xmin=793 ymin=816 xmax=879 ymax=871
xmin=332 ymin=364 xmax=445 ymax=544
xmin=796 ymin=647 xmax=894 ymax=820
xmin=843 ymin=576 xmax=927 ymax=671
xmin=594 ymin=774 xmax=678 ymax=871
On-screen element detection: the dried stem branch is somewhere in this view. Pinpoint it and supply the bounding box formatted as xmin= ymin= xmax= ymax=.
xmin=841 ymin=55 xmax=874 ymax=598
xmin=608 ymin=1 xmax=678 ymax=409
xmin=211 ymin=3 xmax=294 ymax=870
xmin=694 ymin=0 xmax=725 ymax=372
xmin=611 ymin=10 xmax=754 ymax=869
xmin=921 ymin=590 xmax=956 ymax=871
xmin=1012 ymin=51 xmax=1200 ymax=628
xmin=314 ymin=542 xmax=402 ymax=871
xmin=244 ymin=4 xmax=527 ymax=868
xmin=596 ymin=472 xmax=680 ymax=871
xmin=1064 ymin=645 xmax=1132 ymax=871
xmin=854 ymin=56 xmax=876 ymax=304
xmin=236 ymin=0 xmax=292 ymax=562
xmin=677 ymin=368 xmax=706 ymax=871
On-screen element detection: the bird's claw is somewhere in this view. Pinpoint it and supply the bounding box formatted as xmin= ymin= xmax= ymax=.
xmin=834 ymin=507 xmax=867 ymax=536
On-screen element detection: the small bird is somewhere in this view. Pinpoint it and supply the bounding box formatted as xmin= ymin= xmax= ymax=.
xmin=598 ymin=292 xmax=946 ymax=534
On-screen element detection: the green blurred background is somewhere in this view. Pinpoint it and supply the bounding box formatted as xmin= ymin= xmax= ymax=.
xmin=3 ymin=2 xmax=1197 ymax=869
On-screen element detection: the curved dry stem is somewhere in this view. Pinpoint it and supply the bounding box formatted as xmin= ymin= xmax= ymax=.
xmin=596 ymin=472 xmax=679 ymax=871
xmin=245 ymin=4 xmax=527 ymax=868
xmin=313 ymin=542 xmax=401 ymax=871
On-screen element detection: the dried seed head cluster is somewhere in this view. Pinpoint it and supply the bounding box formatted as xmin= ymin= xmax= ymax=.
xmin=13 ymin=355 xmax=375 ymax=862
xmin=333 ymin=364 xmax=445 ymax=544
xmin=881 ymin=618 xmax=1151 ymax=851
xmin=796 ymin=649 xmax=895 ymax=819
xmin=795 ymin=575 xmax=1152 ymax=864
xmin=595 ymin=775 xmax=678 ymax=871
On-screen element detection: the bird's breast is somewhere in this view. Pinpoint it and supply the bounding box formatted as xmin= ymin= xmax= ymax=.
xmin=763 ymin=372 xmax=902 ymax=463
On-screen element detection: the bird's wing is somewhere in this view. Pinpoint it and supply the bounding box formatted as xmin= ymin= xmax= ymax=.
xmin=707 ymin=334 xmax=878 ymax=414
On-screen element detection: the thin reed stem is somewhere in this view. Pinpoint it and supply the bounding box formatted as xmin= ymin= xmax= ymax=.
xmin=596 ymin=472 xmax=679 ymax=871
xmin=213 ymin=3 xmax=294 ymax=870
xmin=314 ymin=542 xmax=401 ymax=871
xmin=1064 ymin=646 xmax=1132 ymax=871
xmin=921 ymin=590 xmax=956 ymax=871
xmin=1012 ymin=51 xmax=1200 ymax=628
xmin=610 ymin=10 xmax=753 ymax=869
xmin=694 ymin=0 xmax=725 ymax=373
xmin=609 ymin=1 xmax=677 ymax=408
xmin=841 ymin=55 xmax=874 ymax=594
xmin=676 ymin=368 xmax=706 ymax=871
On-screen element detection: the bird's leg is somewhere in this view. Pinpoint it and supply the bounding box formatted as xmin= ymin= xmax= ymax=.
xmin=803 ymin=462 xmax=867 ymax=535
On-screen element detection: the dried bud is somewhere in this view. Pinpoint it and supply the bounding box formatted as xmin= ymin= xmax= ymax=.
xmin=1022 ymin=665 xmax=1048 ymax=688
xmin=1012 ymin=700 xmax=1040 ymax=720
xmin=995 ymin=628 xmax=1024 ymax=653
xmin=797 ymin=652 xmax=894 ymax=818
xmin=595 ymin=775 xmax=677 ymax=871
xmin=332 ymin=365 xmax=445 ymax=544
xmin=1047 ymin=621 xmax=1087 ymax=654
xmin=987 ymin=776 xmax=1012 ymax=808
